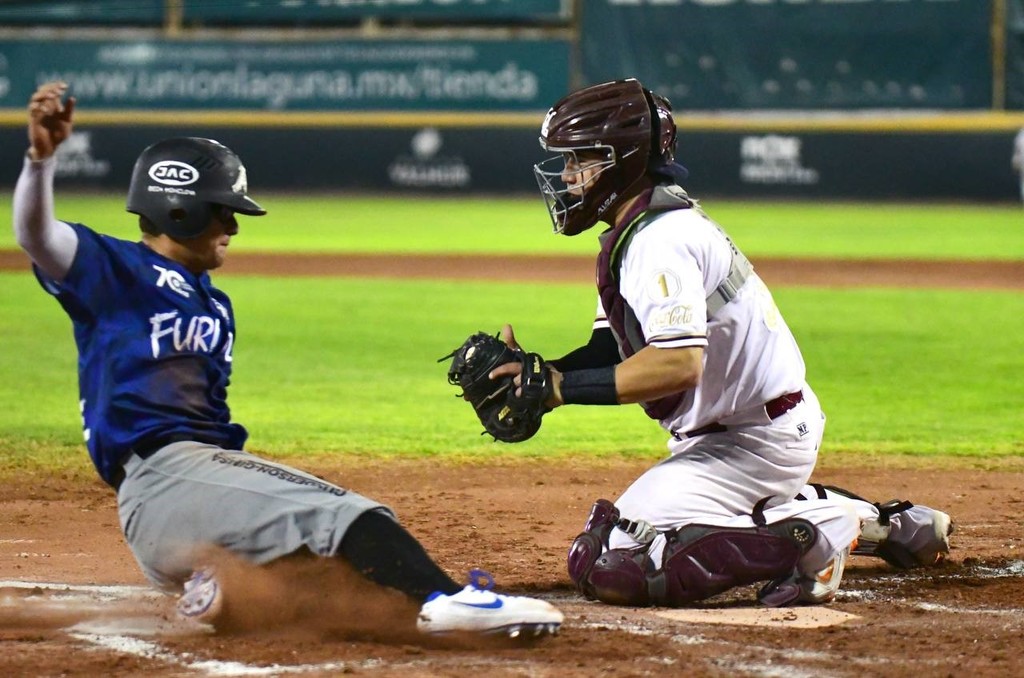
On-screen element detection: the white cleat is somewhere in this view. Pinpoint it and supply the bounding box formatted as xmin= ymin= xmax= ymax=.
xmin=176 ymin=568 xmax=223 ymax=624
xmin=417 ymin=570 xmax=563 ymax=638
xmin=909 ymin=508 xmax=953 ymax=566
xmin=855 ymin=506 xmax=953 ymax=569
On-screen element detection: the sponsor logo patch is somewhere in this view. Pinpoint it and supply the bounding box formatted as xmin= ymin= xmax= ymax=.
xmin=647 ymin=304 xmax=695 ymax=335
xmin=212 ymin=452 xmax=347 ymax=496
xmin=456 ymin=597 xmax=504 ymax=610
xmin=152 ymin=265 xmax=195 ymax=298
xmin=148 ymin=160 xmax=200 ymax=186
xmin=540 ymin=109 xmax=554 ymax=138
xmin=232 ymin=165 xmax=249 ymax=194
xmin=147 ymin=186 xmax=196 ymax=195
xmin=596 ymin=191 xmax=618 ymax=215
xmin=790 ymin=523 xmax=814 ymax=545
xmin=388 ymin=128 xmax=470 ymax=188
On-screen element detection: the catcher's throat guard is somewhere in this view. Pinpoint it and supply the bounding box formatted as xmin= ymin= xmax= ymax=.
xmin=440 ymin=332 xmax=552 ymax=443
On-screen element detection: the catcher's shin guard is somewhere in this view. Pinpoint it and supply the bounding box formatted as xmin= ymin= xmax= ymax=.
xmin=570 ymin=511 xmax=818 ymax=607
xmin=650 ymin=520 xmax=816 ymax=606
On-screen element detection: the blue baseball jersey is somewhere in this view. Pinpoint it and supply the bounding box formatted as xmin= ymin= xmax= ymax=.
xmin=35 ymin=222 xmax=247 ymax=486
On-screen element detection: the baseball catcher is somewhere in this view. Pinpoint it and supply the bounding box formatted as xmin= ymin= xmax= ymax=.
xmin=446 ymin=77 xmax=954 ymax=609
xmin=440 ymin=331 xmax=553 ymax=442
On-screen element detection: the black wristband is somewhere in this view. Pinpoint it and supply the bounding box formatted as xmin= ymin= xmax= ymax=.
xmin=560 ymin=367 xmax=618 ymax=405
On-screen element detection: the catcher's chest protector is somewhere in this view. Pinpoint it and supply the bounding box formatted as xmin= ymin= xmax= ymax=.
xmin=595 ymin=186 xmax=692 ymax=421
xmin=595 ymin=185 xmax=753 ymax=422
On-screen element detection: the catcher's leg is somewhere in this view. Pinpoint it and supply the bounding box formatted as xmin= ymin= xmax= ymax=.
xmin=652 ymin=520 xmax=814 ymax=606
xmin=568 ymin=498 xmax=855 ymax=607
xmin=800 ymin=484 xmax=954 ymax=568
xmin=758 ymin=545 xmax=850 ymax=607
xmin=567 ymin=498 xmax=665 ymax=605
xmin=754 ymin=497 xmax=861 ymax=606
xmin=571 ymin=520 xmax=813 ymax=607
xmin=567 ymin=499 xmax=626 ymax=600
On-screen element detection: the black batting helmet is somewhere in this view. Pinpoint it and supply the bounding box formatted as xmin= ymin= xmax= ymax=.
xmin=533 ymin=79 xmax=686 ymax=236
xmin=126 ymin=137 xmax=266 ymax=240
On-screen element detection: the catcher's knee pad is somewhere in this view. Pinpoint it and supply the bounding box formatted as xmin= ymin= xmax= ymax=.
xmin=586 ymin=547 xmax=656 ymax=606
xmin=567 ymin=499 xmax=620 ymax=598
xmin=650 ymin=519 xmax=818 ymax=607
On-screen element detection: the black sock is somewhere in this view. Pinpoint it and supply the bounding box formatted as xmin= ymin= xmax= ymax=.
xmin=338 ymin=510 xmax=462 ymax=600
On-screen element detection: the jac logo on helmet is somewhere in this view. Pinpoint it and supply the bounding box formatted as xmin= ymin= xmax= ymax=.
xmin=148 ymin=161 xmax=200 ymax=187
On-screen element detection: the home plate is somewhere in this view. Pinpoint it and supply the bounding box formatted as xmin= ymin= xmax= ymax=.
xmin=654 ymin=606 xmax=858 ymax=629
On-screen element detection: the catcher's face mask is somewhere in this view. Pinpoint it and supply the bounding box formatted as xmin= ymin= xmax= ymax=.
xmin=533 ymin=143 xmax=630 ymax=236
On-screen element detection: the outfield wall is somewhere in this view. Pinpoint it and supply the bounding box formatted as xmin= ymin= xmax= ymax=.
xmin=2 ymin=113 xmax=1022 ymax=201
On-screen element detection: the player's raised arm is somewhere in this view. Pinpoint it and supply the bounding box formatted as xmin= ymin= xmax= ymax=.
xmin=12 ymin=81 xmax=79 ymax=281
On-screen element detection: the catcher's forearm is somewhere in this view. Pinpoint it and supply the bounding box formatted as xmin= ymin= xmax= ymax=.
xmin=615 ymin=345 xmax=702 ymax=403
xmin=561 ymin=345 xmax=703 ymax=406
xmin=559 ymin=367 xmax=618 ymax=405
xmin=548 ymin=327 xmax=619 ymax=372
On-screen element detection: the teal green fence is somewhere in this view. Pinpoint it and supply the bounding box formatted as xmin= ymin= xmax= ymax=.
xmin=0 ymin=1 xmax=163 ymax=24
xmin=0 ymin=0 xmax=565 ymax=24
xmin=0 ymin=38 xmax=569 ymax=111
xmin=183 ymin=0 xmax=566 ymax=22
xmin=580 ymin=0 xmax=991 ymax=110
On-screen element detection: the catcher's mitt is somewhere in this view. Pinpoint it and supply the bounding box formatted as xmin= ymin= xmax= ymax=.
xmin=439 ymin=332 xmax=552 ymax=443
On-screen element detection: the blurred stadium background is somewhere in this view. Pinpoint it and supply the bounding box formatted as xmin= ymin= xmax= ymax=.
xmin=0 ymin=0 xmax=1022 ymax=200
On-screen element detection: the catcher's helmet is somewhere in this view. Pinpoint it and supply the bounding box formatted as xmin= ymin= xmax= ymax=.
xmin=533 ymin=78 xmax=686 ymax=236
xmin=126 ymin=137 xmax=266 ymax=240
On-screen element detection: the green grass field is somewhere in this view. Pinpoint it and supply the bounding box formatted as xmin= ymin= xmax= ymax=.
xmin=1 ymin=193 xmax=1023 ymax=259
xmin=1 ymin=196 xmax=1022 ymax=476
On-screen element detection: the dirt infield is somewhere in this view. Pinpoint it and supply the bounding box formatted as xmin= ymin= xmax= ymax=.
xmin=3 ymin=459 xmax=1024 ymax=677
xmin=2 ymin=252 xmax=1022 ymax=677
xmin=2 ymin=250 xmax=1023 ymax=289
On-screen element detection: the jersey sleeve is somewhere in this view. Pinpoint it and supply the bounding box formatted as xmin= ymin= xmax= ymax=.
xmin=12 ymin=155 xmax=78 ymax=280
xmin=34 ymin=223 xmax=129 ymax=324
xmin=617 ymin=217 xmax=710 ymax=350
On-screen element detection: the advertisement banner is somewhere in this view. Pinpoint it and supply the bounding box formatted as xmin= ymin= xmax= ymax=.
xmin=0 ymin=124 xmax=546 ymax=194
xmin=0 ymin=1 xmax=162 ymax=24
xmin=0 ymin=125 xmax=1017 ymax=201
xmin=580 ymin=0 xmax=991 ymax=110
xmin=0 ymin=39 xmax=569 ymax=111
xmin=183 ymin=0 xmax=567 ymax=22
xmin=679 ymin=130 xmax=1016 ymax=200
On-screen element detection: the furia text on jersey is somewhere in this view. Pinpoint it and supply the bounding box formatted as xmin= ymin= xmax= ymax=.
xmin=148 ymin=311 xmax=234 ymax=360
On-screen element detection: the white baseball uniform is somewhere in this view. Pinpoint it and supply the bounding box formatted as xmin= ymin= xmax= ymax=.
xmin=597 ymin=207 xmax=861 ymax=574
